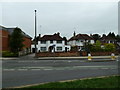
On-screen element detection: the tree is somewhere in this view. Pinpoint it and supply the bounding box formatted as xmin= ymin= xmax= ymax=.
xmin=116 ymin=35 xmax=120 ymax=42
xmin=104 ymin=43 xmax=116 ymax=52
xmin=92 ymin=34 xmax=101 ymax=43
xmin=94 ymin=40 xmax=102 ymax=52
xmin=107 ymin=32 xmax=115 ymax=38
xmin=10 ymin=27 xmax=24 ymax=53
xmin=102 ymin=34 xmax=106 ymax=37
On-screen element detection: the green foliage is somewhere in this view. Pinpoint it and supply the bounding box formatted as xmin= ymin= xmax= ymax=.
xmin=10 ymin=27 xmax=24 ymax=53
xmin=116 ymin=35 xmax=120 ymax=42
xmin=2 ymin=51 xmax=18 ymax=57
xmin=94 ymin=40 xmax=102 ymax=51
xmin=71 ymin=46 xmax=78 ymax=51
xmin=107 ymin=32 xmax=116 ymax=38
xmin=92 ymin=34 xmax=101 ymax=42
xmin=104 ymin=43 xmax=116 ymax=52
xmin=85 ymin=44 xmax=94 ymax=52
xmin=87 ymin=40 xmax=116 ymax=52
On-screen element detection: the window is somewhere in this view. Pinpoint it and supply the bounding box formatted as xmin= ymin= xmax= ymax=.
xmin=41 ymin=47 xmax=46 ymax=52
xmin=57 ymin=40 xmax=62 ymax=44
xmin=57 ymin=47 xmax=62 ymax=51
xmin=41 ymin=40 xmax=46 ymax=44
xmin=81 ymin=40 xmax=83 ymax=42
xmin=50 ymin=40 xmax=53 ymax=44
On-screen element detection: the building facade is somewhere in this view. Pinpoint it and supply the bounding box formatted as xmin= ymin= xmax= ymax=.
xmin=68 ymin=33 xmax=94 ymax=51
xmin=0 ymin=26 xmax=9 ymax=51
xmin=100 ymin=36 xmax=116 ymax=44
xmin=0 ymin=26 xmax=32 ymax=54
xmin=37 ymin=33 xmax=71 ymax=52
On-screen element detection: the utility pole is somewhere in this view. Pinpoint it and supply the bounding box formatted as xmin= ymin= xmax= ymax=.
xmin=34 ymin=10 xmax=37 ymax=53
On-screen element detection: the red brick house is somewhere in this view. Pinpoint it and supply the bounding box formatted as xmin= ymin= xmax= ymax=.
xmin=0 ymin=26 xmax=9 ymax=51
xmin=0 ymin=26 xmax=32 ymax=54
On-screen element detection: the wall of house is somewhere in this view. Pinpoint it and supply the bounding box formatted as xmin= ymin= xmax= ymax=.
xmin=68 ymin=39 xmax=95 ymax=47
xmin=68 ymin=40 xmax=76 ymax=46
xmin=22 ymin=37 xmax=32 ymax=53
xmin=38 ymin=40 xmax=67 ymax=52
xmin=0 ymin=30 xmax=9 ymax=51
xmin=90 ymin=40 xmax=94 ymax=44
xmin=76 ymin=40 xmax=84 ymax=46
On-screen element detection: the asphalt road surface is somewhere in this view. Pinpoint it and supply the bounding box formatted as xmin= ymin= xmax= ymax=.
xmin=2 ymin=57 xmax=119 ymax=88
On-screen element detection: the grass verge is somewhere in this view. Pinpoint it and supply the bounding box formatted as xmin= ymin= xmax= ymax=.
xmin=11 ymin=75 xmax=119 ymax=89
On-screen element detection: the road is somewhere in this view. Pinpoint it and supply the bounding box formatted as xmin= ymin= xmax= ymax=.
xmin=2 ymin=54 xmax=119 ymax=88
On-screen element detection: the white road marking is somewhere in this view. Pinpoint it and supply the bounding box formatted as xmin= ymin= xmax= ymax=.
xmin=31 ymin=69 xmax=41 ymax=71
xmin=43 ymin=69 xmax=53 ymax=70
xmin=17 ymin=69 xmax=28 ymax=71
xmin=3 ymin=65 xmax=117 ymax=71
xmin=3 ymin=69 xmax=15 ymax=71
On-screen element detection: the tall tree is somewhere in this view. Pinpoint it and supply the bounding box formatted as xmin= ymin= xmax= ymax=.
xmin=10 ymin=27 xmax=24 ymax=53
xmin=107 ymin=32 xmax=115 ymax=38
xmin=92 ymin=34 xmax=101 ymax=43
xmin=116 ymin=35 xmax=120 ymax=42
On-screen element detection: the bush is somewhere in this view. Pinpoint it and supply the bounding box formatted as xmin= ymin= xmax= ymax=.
xmin=71 ymin=46 xmax=78 ymax=51
xmin=86 ymin=41 xmax=116 ymax=52
xmin=2 ymin=51 xmax=18 ymax=57
xmin=104 ymin=43 xmax=116 ymax=52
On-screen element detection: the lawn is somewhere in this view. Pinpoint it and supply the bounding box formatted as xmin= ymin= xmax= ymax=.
xmin=24 ymin=76 xmax=120 ymax=88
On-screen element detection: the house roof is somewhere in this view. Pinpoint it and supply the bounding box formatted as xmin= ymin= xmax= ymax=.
xmin=38 ymin=33 xmax=64 ymax=41
xmin=0 ymin=25 xmax=32 ymax=39
xmin=100 ymin=36 xmax=116 ymax=40
xmin=0 ymin=25 xmax=7 ymax=31
xmin=7 ymin=28 xmax=32 ymax=39
xmin=68 ymin=34 xmax=94 ymax=41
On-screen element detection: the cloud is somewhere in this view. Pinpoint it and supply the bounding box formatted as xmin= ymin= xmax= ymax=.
xmin=2 ymin=2 xmax=118 ymax=39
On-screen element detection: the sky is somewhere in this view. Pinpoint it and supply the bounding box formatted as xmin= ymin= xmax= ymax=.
xmin=1 ymin=0 xmax=118 ymax=39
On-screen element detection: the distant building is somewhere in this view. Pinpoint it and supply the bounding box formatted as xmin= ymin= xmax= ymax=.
xmin=0 ymin=25 xmax=32 ymax=54
xmin=100 ymin=35 xmax=116 ymax=44
xmin=33 ymin=33 xmax=71 ymax=52
xmin=68 ymin=32 xmax=95 ymax=51
xmin=0 ymin=26 xmax=9 ymax=51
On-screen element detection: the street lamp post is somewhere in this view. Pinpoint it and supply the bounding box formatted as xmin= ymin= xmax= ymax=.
xmin=34 ymin=10 xmax=37 ymax=53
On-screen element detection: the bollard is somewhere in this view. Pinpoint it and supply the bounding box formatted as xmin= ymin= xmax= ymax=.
xmin=88 ymin=53 xmax=92 ymax=60
xmin=111 ymin=53 xmax=116 ymax=60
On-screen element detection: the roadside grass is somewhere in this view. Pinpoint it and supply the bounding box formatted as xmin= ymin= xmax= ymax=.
xmin=23 ymin=76 xmax=120 ymax=88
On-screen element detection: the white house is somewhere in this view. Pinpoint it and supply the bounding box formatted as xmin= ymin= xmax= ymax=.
xmin=38 ymin=33 xmax=71 ymax=52
xmin=68 ymin=32 xmax=95 ymax=51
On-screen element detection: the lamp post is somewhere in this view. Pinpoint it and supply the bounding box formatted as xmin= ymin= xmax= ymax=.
xmin=34 ymin=10 xmax=37 ymax=53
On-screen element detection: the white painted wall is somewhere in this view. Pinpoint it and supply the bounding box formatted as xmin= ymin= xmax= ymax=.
xmin=68 ymin=39 xmax=95 ymax=47
xmin=31 ymin=44 xmax=39 ymax=52
xmin=90 ymin=40 xmax=95 ymax=44
xmin=38 ymin=40 xmax=70 ymax=52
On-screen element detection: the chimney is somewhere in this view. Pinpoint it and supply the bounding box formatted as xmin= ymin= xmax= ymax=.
xmin=57 ymin=32 xmax=60 ymax=36
xmin=39 ymin=34 xmax=41 ymax=38
xmin=73 ymin=31 xmax=76 ymax=37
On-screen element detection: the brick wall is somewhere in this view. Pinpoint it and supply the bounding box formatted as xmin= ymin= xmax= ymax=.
xmin=91 ymin=52 xmax=119 ymax=56
xmin=36 ymin=51 xmax=119 ymax=57
xmin=0 ymin=30 xmax=9 ymax=51
xmin=23 ymin=37 xmax=31 ymax=49
xmin=36 ymin=51 xmax=80 ymax=57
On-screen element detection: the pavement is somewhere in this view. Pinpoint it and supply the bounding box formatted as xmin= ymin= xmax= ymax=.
xmin=0 ymin=53 xmax=119 ymax=61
